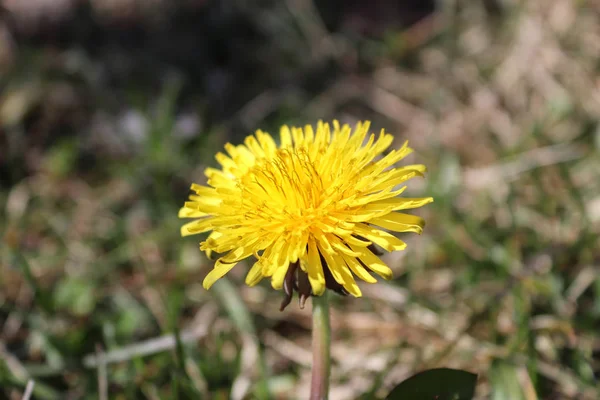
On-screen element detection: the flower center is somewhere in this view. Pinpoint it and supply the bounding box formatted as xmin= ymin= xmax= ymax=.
xmin=239 ymin=147 xmax=339 ymax=234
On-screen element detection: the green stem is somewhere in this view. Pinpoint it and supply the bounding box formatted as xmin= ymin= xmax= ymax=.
xmin=310 ymin=292 xmax=331 ymax=400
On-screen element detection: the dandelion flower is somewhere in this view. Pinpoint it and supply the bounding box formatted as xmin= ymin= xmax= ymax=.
xmin=180 ymin=121 xmax=432 ymax=309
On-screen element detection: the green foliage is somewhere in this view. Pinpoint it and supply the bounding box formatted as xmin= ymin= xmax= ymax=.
xmin=489 ymin=362 xmax=528 ymax=400
xmin=385 ymin=368 xmax=477 ymax=400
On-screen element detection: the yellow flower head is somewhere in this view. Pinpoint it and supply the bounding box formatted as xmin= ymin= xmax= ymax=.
xmin=180 ymin=121 xmax=432 ymax=308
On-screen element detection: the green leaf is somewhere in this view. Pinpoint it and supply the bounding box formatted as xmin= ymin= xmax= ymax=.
xmin=490 ymin=362 xmax=526 ymax=400
xmin=385 ymin=368 xmax=477 ymax=400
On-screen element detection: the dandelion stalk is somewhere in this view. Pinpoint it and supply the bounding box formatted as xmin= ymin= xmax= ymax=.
xmin=310 ymin=293 xmax=330 ymax=400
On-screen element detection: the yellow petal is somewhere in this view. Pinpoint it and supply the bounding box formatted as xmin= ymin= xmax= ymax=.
xmin=367 ymin=197 xmax=434 ymax=211
xmin=280 ymin=125 xmax=293 ymax=147
xmin=191 ymin=183 xmax=216 ymax=195
xmin=233 ymin=145 xmax=256 ymax=167
xmin=369 ymin=131 xmax=394 ymax=156
xmin=287 ymin=230 xmax=307 ymax=263
xmin=367 ymin=166 xmax=425 ymax=193
xmin=341 ymin=234 xmax=372 ymax=247
xmin=203 ymin=260 xmax=238 ymax=289
xmin=351 ymin=186 xmax=408 ymax=207
xmin=330 ymin=236 xmax=363 ymax=257
xmin=183 ymin=199 xmax=221 ymax=214
xmin=370 ymin=143 xmax=413 ymax=174
xmin=303 ymin=124 xmax=315 ymax=145
xmin=350 ymin=244 xmax=393 ymax=280
xmin=180 ymin=219 xmax=213 ymax=236
xmin=318 ymin=243 xmax=362 ymax=297
xmin=291 ymin=126 xmax=305 ymax=147
xmin=256 ymin=130 xmax=277 ymax=155
xmin=220 ymin=245 xmax=255 ymax=263
xmin=371 ymin=213 xmax=426 ymax=234
xmin=244 ymin=135 xmax=266 ymax=158
xmin=306 ymin=237 xmax=326 ymax=295
xmin=353 ymin=224 xmax=407 ymax=252
xmin=341 ymin=253 xmax=377 ymax=283
xmin=271 ymin=263 xmax=290 ymax=290
xmin=178 ymin=207 xmax=208 ymax=219
xmin=206 ymin=169 xmax=236 ymax=188
xmin=215 ymin=152 xmax=236 ymax=170
xmin=245 ymin=261 xmax=264 ymax=286
xmin=346 ymin=120 xmax=370 ymax=150
xmin=261 ymin=239 xmax=286 ymax=276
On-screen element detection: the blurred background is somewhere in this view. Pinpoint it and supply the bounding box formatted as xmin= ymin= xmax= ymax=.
xmin=1 ymin=0 xmax=599 ymax=399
